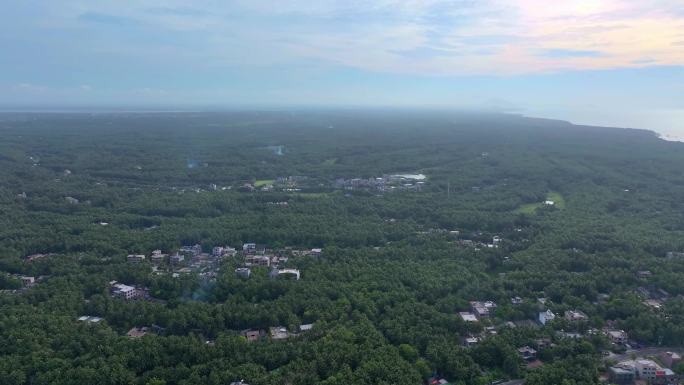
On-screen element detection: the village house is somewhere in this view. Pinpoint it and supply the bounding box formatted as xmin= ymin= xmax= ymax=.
xmin=517 ymin=346 xmax=537 ymax=361
xmin=149 ymin=250 xmax=166 ymax=264
xmin=511 ymin=296 xmax=524 ymax=305
xmin=538 ymin=309 xmax=556 ymax=325
xmin=170 ymin=253 xmax=185 ymax=264
xmin=126 ymin=326 xmax=151 ymax=338
xmin=110 ymin=281 xmax=142 ymax=301
xmin=564 ymin=310 xmax=589 ymax=322
xmin=470 ymin=301 xmax=497 ymax=318
xmin=240 ymin=329 xmax=266 ymax=342
xmin=459 ymin=312 xmax=478 ymax=322
xmin=235 ymin=267 xmax=251 ymax=278
xmin=180 ymin=244 xmax=202 ymax=257
xmin=20 ymin=276 xmax=35 ymax=287
xmin=270 ymin=326 xmax=289 ymax=340
xmin=309 ymin=248 xmax=323 ymax=257
xmin=271 ymin=268 xmax=301 ymax=280
xmin=637 ymin=270 xmax=653 ymax=279
xmin=605 ymin=329 xmax=628 ymax=345
xmin=65 ymin=196 xmax=79 ymax=204
xmin=666 ymin=251 xmax=684 ymax=259
xmin=608 ymin=364 xmax=636 ymax=385
xmin=643 ymin=299 xmax=664 ymax=310
xmin=660 ymin=351 xmax=682 ymax=368
xmin=127 ymin=254 xmax=146 ymax=263
xmin=463 ymin=336 xmax=480 ymax=348
xmin=77 ymin=316 xmax=103 ymax=324
xmin=245 ymin=255 xmax=270 ymax=266
xmin=299 ymin=324 xmax=313 ymax=332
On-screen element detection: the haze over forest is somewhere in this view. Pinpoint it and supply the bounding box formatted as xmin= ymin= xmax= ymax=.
xmin=2 ymin=1 xmax=683 ymax=137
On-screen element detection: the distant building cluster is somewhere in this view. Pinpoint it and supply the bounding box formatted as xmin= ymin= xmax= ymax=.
xmin=334 ymin=173 xmax=426 ymax=192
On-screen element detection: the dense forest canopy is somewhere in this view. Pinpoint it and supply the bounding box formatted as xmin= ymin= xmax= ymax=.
xmin=1 ymin=111 xmax=684 ymax=385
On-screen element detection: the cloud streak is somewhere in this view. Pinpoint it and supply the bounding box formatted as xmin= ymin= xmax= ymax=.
xmin=3 ymin=0 xmax=683 ymax=77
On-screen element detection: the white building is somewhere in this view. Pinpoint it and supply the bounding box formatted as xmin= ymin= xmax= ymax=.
xmin=538 ymin=309 xmax=556 ymax=325
xmin=127 ymin=254 xmax=146 ymax=263
xmin=110 ymin=282 xmax=141 ymax=300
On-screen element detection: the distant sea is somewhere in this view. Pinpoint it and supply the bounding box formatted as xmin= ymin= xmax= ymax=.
xmin=526 ymin=108 xmax=684 ymax=142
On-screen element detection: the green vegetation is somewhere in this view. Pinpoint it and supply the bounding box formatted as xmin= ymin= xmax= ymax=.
xmin=1 ymin=111 xmax=684 ymax=385
xmin=254 ymin=179 xmax=275 ymax=187
xmin=515 ymin=191 xmax=566 ymax=213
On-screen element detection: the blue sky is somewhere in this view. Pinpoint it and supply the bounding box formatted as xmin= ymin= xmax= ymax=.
xmin=1 ymin=1 xmax=683 ymax=134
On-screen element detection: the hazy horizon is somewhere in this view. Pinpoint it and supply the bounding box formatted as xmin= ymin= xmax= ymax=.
xmin=2 ymin=1 xmax=683 ymax=138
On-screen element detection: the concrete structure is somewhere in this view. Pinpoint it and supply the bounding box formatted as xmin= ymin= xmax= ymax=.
xmin=459 ymin=312 xmax=478 ymax=322
xmin=77 ymin=316 xmax=103 ymax=323
xmin=309 ymin=248 xmax=322 ymax=257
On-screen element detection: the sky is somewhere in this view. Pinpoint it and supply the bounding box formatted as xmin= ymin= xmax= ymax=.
xmin=2 ymin=0 xmax=684 ymax=136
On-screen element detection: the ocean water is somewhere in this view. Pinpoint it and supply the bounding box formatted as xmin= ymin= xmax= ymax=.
xmin=526 ymin=108 xmax=684 ymax=142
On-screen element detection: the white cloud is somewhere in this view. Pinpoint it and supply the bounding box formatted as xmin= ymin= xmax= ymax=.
xmin=4 ymin=0 xmax=684 ymax=75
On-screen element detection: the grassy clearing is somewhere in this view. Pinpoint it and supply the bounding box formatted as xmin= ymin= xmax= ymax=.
xmin=254 ymin=179 xmax=275 ymax=187
xmin=514 ymin=191 xmax=565 ymax=214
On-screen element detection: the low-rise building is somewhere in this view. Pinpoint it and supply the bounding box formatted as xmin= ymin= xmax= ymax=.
xmin=20 ymin=276 xmax=35 ymax=287
xmin=245 ymin=255 xmax=270 ymax=266
xmin=271 ymin=268 xmax=300 ymax=280
xmin=126 ymin=326 xmax=151 ymax=338
xmin=127 ymin=254 xmax=146 ymax=263
xmin=518 ymin=346 xmax=537 ymax=361
xmin=180 ymin=244 xmax=202 ymax=256
xmin=77 ymin=316 xmax=103 ymax=324
xmin=240 ymin=329 xmax=265 ymax=342
xmin=235 ymin=267 xmax=251 ymax=278
xmin=538 ymin=309 xmax=556 ymax=325
xmin=660 ymin=351 xmax=682 ymax=368
xmin=170 ymin=253 xmax=185 ymax=264
xmin=608 ymin=364 xmax=636 ymax=385
xmin=110 ymin=281 xmax=141 ymax=300
xmin=270 ymin=326 xmax=289 ymax=340
xmin=309 ymin=248 xmax=323 ymax=257
xmin=470 ymin=301 xmax=497 ymax=318
xmin=564 ymin=310 xmax=588 ymax=322
xmin=463 ymin=336 xmax=480 ymax=348
xmin=149 ymin=250 xmax=166 ymax=264
xmin=605 ymin=329 xmax=628 ymax=345
xmin=459 ymin=312 xmax=478 ymax=322
xmin=299 ymin=324 xmax=313 ymax=332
